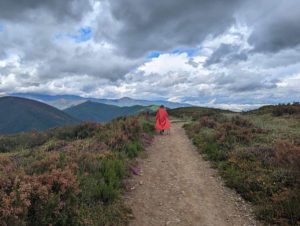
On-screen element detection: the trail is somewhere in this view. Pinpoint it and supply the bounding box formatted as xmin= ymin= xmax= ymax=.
xmin=125 ymin=121 xmax=260 ymax=226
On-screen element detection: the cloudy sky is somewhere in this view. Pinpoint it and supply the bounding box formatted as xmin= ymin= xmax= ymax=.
xmin=0 ymin=0 xmax=299 ymax=110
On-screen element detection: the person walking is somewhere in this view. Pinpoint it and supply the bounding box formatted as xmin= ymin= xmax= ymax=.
xmin=155 ymin=105 xmax=171 ymax=134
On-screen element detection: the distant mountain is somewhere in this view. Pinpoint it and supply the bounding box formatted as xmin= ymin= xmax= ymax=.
xmin=11 ymin=93 xmax=86 ymax=110
xmin=11 ymin=93 xmax=192 ymax=109
xmin=64 ymin=101 xmax=155 ymax=122
xmin=0 ymin=96 xmax=80 ymax=134
xmin=97 ymin=97 xmax=192 ymax=109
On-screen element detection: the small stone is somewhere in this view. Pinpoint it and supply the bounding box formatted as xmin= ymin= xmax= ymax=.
xmin=139 ymin=181 xmax=143 ymax=185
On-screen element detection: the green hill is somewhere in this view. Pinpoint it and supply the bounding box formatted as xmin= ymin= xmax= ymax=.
xmin=64 ymin=101 xmax=156 ymax=122
xmin=245 ymin=102 xmax=300 ymax=116
xmin=0 ymin=96 xmax=80 ymax=134
xmin=169 ymin=106 xmax=233 ymax=120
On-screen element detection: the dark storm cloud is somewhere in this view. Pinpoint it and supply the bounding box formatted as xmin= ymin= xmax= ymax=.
xmin=205 ymin=44 xmax=248 ymax=66
xmin=101 ymin=0 xmax=241 ymax=58
xmin=0 ymin=0 xmax=92 ymax=21
xmin=244 ymin=0 xmax=300 ymax=53
xmin=36 ymin=47 xmax=142 ymax=81
xmin=229 ymin=81 xmax=277 ymax=92
xmin=213 ymin=71 xmax=279 ymax=93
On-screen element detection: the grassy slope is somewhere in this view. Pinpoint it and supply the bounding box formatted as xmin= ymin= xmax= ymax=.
xmin=0 ymin=96 xmax=80 ymax=134
xmin=64 ymin=101 xmax=156 ymax=122
xmin=170 ymin=104 xmax=300 ymax=225
xmin=0 ymin=114 xmax=155 ymax=226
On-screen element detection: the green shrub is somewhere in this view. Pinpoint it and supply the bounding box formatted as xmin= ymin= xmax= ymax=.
xmin=125 ymin=140 xmax=143 ymax=158
xmin=142 ymin=121 xmax=155 ymax=134
xmin=0 ymin=131 xmax=49 ymax=153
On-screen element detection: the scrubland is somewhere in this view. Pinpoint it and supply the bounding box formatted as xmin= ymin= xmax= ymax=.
xmin=170 ymin=103 xmax=300 ymax=225
xmin=0 ymin=115 xmax=154 ymax=226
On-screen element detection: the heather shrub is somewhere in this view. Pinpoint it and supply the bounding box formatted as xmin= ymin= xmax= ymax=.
xmin=274 ymin=141 xmax=300 ymax=170
xmin=0 ymin=161 xmax=81 ymax=226
xmin=52 ymin=123 xmax=101 ymax=141
xmin=231 ymin=115 xmax=253 ymax=127
xmin=0 ymin=114 xmax=154 ymax=225
xmin=0 ymin=131 xmax=49 ymax=153
xmin=272 ymin=104 xmax=300 ymax=116
xmin=199 ymin=116 xmax=217 ymax=128
xmin=216 ymin=123 xmax=254 ymax=147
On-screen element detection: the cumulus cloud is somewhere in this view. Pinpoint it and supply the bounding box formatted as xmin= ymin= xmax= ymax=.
xmin=0 ymin=0 xmax=299 ymax=110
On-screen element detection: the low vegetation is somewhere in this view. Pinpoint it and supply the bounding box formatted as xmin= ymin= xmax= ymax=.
xmin=171 ymin=104 xmax=300 ymax=225
xmin=0 ymin=114 xmax=154 ymax=226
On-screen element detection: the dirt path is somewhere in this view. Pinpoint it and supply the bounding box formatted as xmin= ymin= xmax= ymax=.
xmin=125 ymin=121 xmax=260 ymax=226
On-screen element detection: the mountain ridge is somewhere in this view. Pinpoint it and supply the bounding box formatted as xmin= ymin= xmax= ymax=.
xmin=0 ymin=96 xmax=80 ymax=134
xmin=11 ymin=93 xmax=192 ymax=109
xmin=64 ymin=101 xmax=156 ymax=122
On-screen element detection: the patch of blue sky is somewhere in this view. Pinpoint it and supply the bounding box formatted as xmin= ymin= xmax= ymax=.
xmin=54 ymin=27 xmax=92 ymax=43
xmin=147 ymin=51 xmax=161 ymax=59
xmin=147 ymin=47 xmax=200 ymax=59
xmin=171 ymin=47 xmax=199 ymax=57
xmin=69 ymin=27 xmax=92 ymax=43
xmin=0 ymin=24 xmax=4 ymax=32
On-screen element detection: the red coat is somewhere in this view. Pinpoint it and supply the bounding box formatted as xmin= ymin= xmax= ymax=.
xmin=155 ymin=107 xmax=171 ymax=130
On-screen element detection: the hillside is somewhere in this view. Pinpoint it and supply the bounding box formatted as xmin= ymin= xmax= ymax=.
xmin=64 ymin=101 xmax=156 ymax=122
xmin=11 ymin=93 xmax=191 ymax=109
xmin=0 ymin=96 xmax=80 ymax=134
xmin=168 ymin=106 xmax=233 ymax=120
xmin=0 ymin=115 xmax=155 ymax=225
xmin=245 ymin=102 xmax=300 ymax=116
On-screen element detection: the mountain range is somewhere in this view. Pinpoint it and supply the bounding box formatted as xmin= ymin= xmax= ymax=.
xmin=11 ymin=93 xmax=192 ymax=109
xmin=0 ymin=96 xmax=79 ymax=134
xmin=64 ymin=101 xmax=157 ymax=122
xmin=0 ymin=96 xmax=157 ymax=134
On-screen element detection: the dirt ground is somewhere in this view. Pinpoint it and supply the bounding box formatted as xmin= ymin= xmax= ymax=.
xmin=125 ymin=121 xmax=261 ymax=226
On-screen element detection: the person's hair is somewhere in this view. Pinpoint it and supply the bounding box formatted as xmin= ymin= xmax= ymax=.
xmin=160 ymin=105 xmax=164 ymax=108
